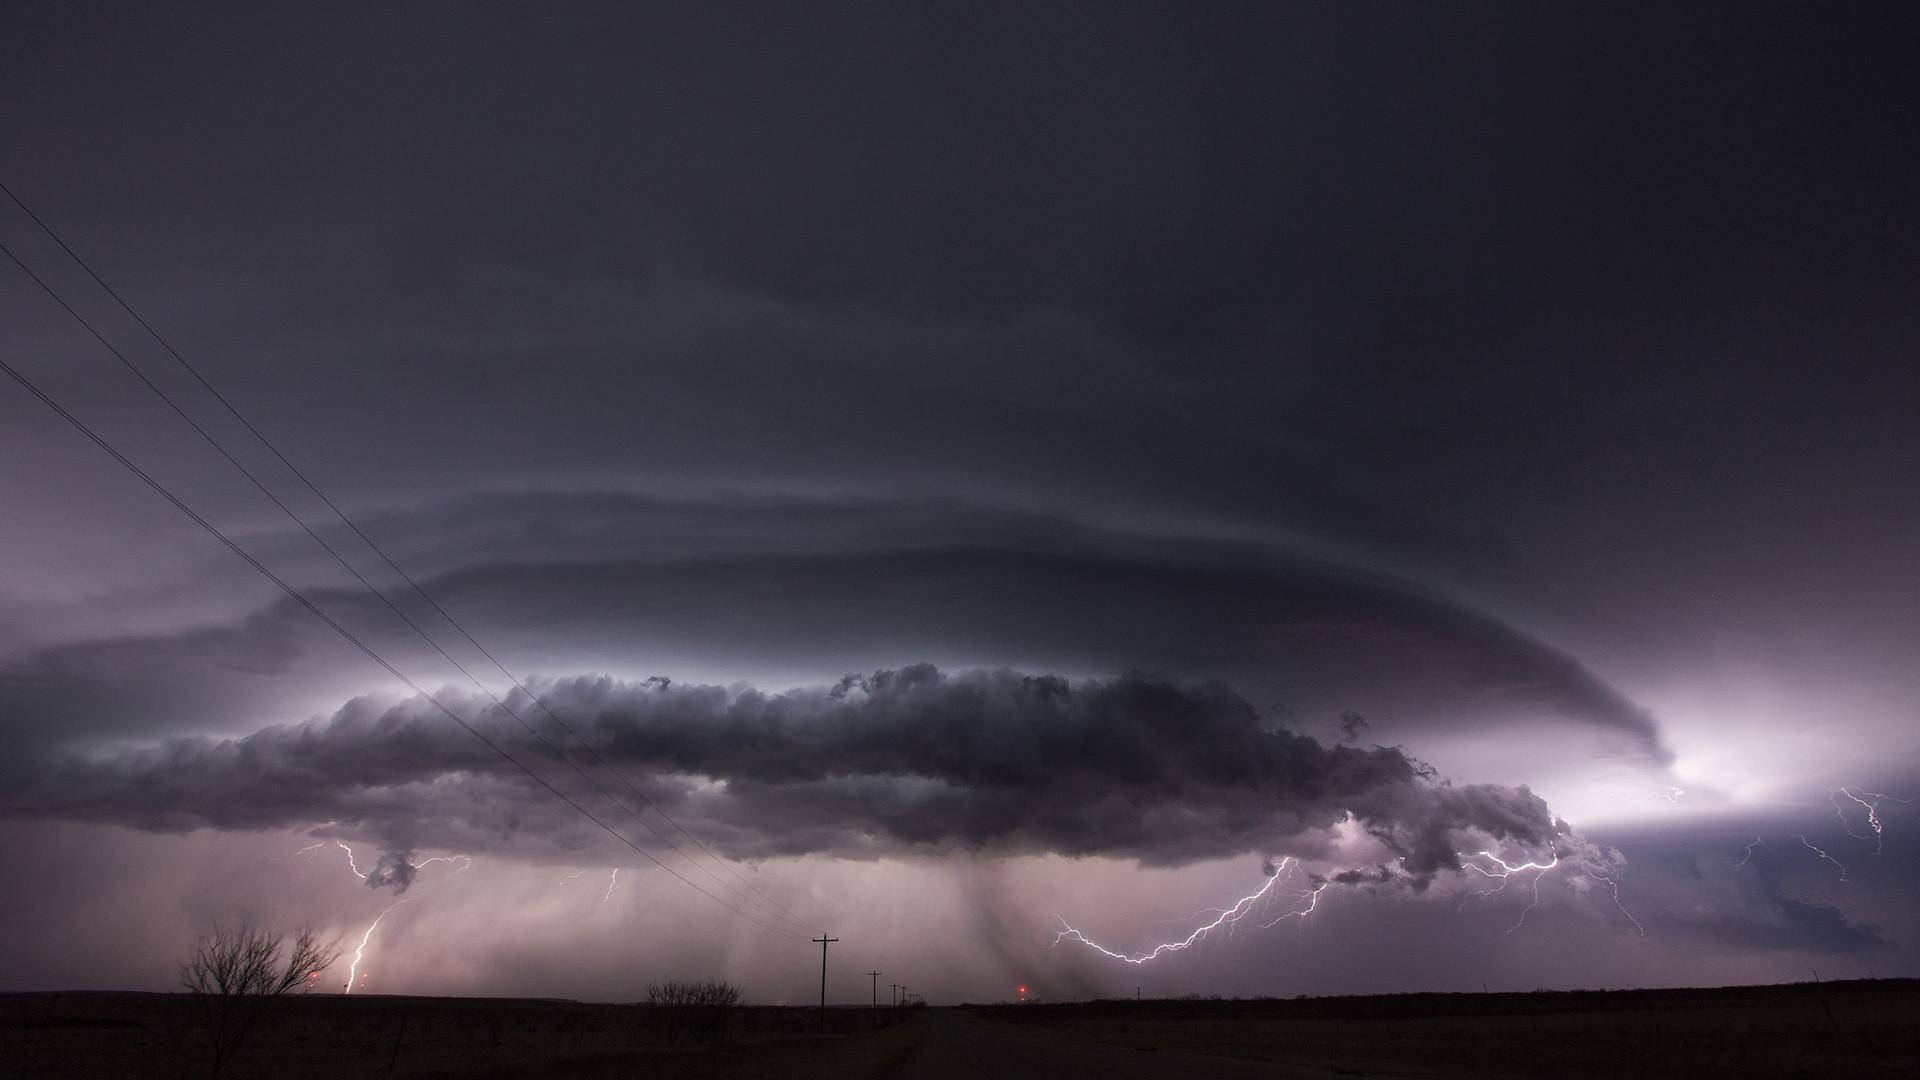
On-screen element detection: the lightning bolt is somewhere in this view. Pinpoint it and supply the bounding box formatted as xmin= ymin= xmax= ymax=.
xmin=270 ymin=842 xmax=327 ymax=863
xmin=1734 ymin=835 xmax=1764 ymax=870
xmin=1797 ymin=835 xmax=1848 ymax=882
xmin=1258 ymin=880 xmax=1327 ymax=927
xmin=321 ymin=843 xmax=471 ymax=884
xmin=1830 ymin=787 xmax=1914 ymax=856
xmin=334 ymin=841 xmax=368 ymax=881
xmin=1464 ymin=850 xmax=1645 ymax=938
xmin=1055 ymin=844 xmax=1645 ymax=965
xmin=283 ymin=846 xmax=469 ymax=993
xmin=343 ymin=900 xmax=409 ymax=994
xmin=1585 ymin=869 xmax=1647 ymax=938
xmin=1465 ymin=850 xmax=1560 ymax=935
xmin=1510 ymin=874 xmax=1550 ymax=934
xmin=603 ymin=868 xmax=621 ymax=902
xmin=1467 ymin=850 xmax=1560 ymax=880
xmin=1830 ymin=790 xmax=1877 ymax=846
xmin=1052 ymin=858 xmax=1322 ymax=965
xmin=557 ymin=869 xmax=586 ymax=885
xmin=266 ymin=844 xmax=469 ymax=994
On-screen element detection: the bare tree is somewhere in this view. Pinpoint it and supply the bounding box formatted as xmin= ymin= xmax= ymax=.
xmin=645 ymin=979 xmax=743 ymax=1045
xmin=180 ymin=923 xmax=340 ymax=1079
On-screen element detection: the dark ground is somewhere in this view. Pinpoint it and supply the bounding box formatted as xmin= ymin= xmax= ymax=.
xmin=0 ymin=994 xmax=925 ymax=1079
xmin=962 ymin=980 xmax=1920 ymax=1079
xmin=2 ymin=980 xmax=1914 ymax=1079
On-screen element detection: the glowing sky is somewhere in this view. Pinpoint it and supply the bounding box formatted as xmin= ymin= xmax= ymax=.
xmin=2 ymin=4 xmax=1916 ymax=1002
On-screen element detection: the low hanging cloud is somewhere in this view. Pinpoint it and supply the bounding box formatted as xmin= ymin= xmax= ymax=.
xmin=6 ymin=665 xmax=1567 ymax=887
xmin=365 ymin=850 xmax=419 ymax=892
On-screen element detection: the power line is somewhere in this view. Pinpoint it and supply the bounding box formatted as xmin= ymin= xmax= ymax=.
xmin=0 ymin=347 xmax=807 ymax=944
xmin=0 ymin=234 xmax=815 ymax=936
xmin=0 ymin=179 xmax=818 ymax=935
xmin=0 ymin=237 xmax=815 ymax=939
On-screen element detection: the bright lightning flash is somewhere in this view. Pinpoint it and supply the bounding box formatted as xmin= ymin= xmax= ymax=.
xmin=1465 ymin=850 xmax=1560 ymax=935
xmin=343 ymin=900 xmax=408 ymax=994
xmin=301 ymin=842 xmax=469 ymax=884
xmin=335 ymin=841 xmax=368 ymax=881
xmin=276 ymin=843 xmax=470 ymax=994
xmin=1830 ymin=787 xmax=1915 ymax=856
xmin=1464 ymin=849 xmax=1644 ymax=938
xmin=1052 ymin=858 xmax=1326 ymax=965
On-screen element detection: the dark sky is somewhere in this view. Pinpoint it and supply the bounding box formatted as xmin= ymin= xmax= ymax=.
xmin=2 ymin=2 xmax=1916 ymax=1002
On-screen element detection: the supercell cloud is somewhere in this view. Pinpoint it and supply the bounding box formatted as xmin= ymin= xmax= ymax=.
xmin=8 ymin=665 xmax=1563 ymax=885
xmin=0 ymin=494 xmax=1671 ymax=766
xmin=1 ymin=5 xmax=1916 ymax=1001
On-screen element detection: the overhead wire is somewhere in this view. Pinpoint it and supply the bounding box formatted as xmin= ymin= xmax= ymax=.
xmin=0 ymin=347 xmax=806 ymax=943
xmin=0 ymin=234 xmax=815 ymax=935
xmin=0 ymin=179 xmax=818 ymax=934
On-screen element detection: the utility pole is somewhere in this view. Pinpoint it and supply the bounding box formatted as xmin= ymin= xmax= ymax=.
xmin=897 ymin=984 xmax=907 ymax=1011
xmin=813 ymin=934 xmax=838 ymax=1036
xmin=890 ymin=982 xmax=898 ymax=1009
xmin=869 ymin=971 xmax=881 ymax=1028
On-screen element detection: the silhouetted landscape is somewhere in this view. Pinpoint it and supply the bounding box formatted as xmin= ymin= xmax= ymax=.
xmin=4 ymin=980 xmax=1914 ymax=1078
xmin=0 ymin=991 xmax=924 ymax=1079
xmin=963 ymin=980 xmax=1920 ymax=1078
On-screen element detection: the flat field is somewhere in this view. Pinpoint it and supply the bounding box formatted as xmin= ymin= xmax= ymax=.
xmin=4 ymin=981 xmax=1915 ymax=1079
xmin=0 ymin=993 xmax=925 ymax=1079
xmin=962 ymin=980 xmax=1920 ymax=1079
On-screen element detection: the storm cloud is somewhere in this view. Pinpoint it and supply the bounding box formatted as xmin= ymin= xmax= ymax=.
xmin=8 ymin=665 xmax=1563 ymax=883
xmin=4 ymin=3 xmax=1916 ymax=1001
xmin=0 ymin=493 xmax=1670 ymax=768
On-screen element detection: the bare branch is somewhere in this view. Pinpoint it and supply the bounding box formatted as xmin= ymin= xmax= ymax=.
xmin=180 ymin=923 xmax=343 ymax=1078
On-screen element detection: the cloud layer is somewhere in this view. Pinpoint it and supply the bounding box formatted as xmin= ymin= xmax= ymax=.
xmin=8 ymin=666 xmax=1564 ymax=884
xmin=0 ymin=493 xmax=1671 ymax=771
